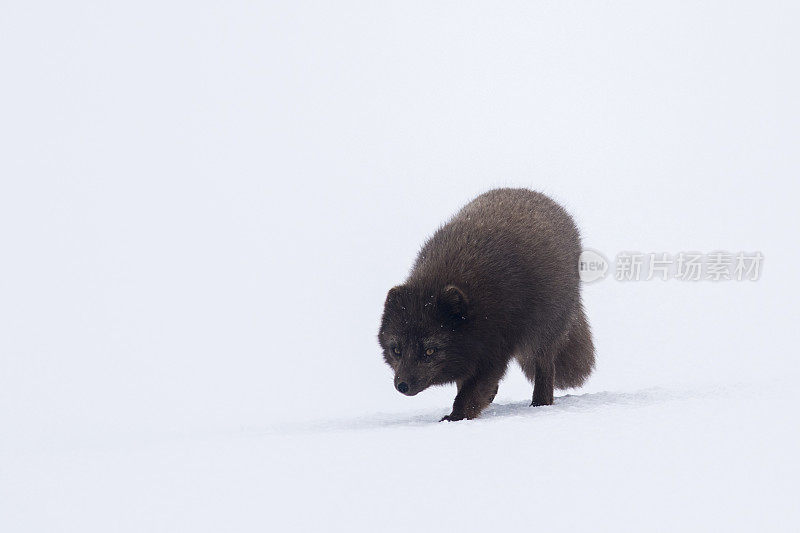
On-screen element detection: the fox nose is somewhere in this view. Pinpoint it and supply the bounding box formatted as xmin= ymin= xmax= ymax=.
xmin=396 ymin=382 xmax=409 ymax=394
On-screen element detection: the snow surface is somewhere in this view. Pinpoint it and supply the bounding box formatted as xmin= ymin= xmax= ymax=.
xmin=2 ymin=2 xmax=799 ymax=532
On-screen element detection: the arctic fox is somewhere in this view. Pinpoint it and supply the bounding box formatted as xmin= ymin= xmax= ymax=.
xmin=378 ymin=188 xmax=594 ymax=421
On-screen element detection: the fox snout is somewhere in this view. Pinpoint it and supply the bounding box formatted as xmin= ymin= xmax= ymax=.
xmin=394 ymin=375 xmax=420 ymax=396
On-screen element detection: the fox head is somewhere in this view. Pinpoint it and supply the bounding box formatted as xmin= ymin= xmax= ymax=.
xmin=378 ymin=284 xmax=471 ymax=396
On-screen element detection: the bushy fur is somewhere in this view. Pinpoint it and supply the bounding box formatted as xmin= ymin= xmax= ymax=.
xmin=378 ymin=188 xmax=595 ymax=421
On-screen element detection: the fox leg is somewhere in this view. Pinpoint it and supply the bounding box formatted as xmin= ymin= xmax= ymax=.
xmin=442 ymin=372 xmax=502 ymax=421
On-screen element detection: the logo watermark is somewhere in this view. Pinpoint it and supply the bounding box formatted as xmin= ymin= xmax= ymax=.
xmin=579 ymin=249 xmax=610 ymax=283
xmin=579 ymin=250 xmax=763 ymax=283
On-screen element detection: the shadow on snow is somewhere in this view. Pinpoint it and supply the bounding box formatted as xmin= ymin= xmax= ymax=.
xmin=256 ymin=386 xmax=718 ymax=436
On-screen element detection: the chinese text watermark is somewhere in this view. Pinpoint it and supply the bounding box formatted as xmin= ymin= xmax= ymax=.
xmin=579 ymin=251 xmax=763 ymax=283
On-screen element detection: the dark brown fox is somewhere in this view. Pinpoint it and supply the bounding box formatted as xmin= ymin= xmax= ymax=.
xmin=378 ymin=188 xmax=594 ymax=421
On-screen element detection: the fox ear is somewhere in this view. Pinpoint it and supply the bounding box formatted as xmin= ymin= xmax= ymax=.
xmin=438 ymin=284 xmax=469 ymax=322
xmin=385 ymin=285 xmax=408 ymax=306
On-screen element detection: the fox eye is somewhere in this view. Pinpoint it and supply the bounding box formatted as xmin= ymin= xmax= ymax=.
xmin=425 ymin=347 xmax=436 ymax=356
xmin=392 ymin=347 xmax=401 ymax=356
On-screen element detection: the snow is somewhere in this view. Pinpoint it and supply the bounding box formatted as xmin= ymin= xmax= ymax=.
xmin=4 ymin=385 xmax=799 ymax=532
xmin=1 ymin=1 xmax=799 ymax=532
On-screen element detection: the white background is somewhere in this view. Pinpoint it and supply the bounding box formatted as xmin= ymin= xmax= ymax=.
xmin=1 ymin=2 xmax=799 ymax=531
